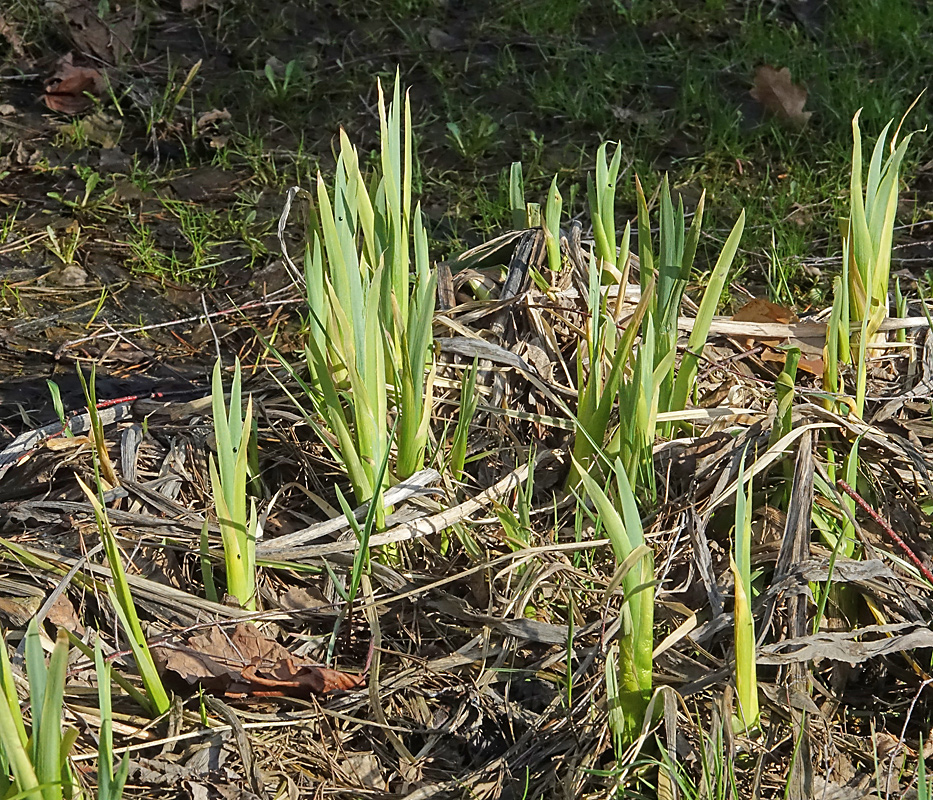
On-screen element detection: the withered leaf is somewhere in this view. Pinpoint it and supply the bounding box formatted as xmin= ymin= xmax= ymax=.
xmin=0 ymin=14 xmax=26 ymax=58
xmin=750 ymin=65 xmax=812 ymax=128
xmin=196 ymin=108 xmax=232 ymax=132
xmin=757 ymin=621 xmax=933 ymax=666
xmin=733 ymin=297 xmax=799 ymax=325
xmin=61 ymin=0 xmax=133 ymax=64
xmin=42 ymin=58 xmax=105 ymax=115
xmin=759 ymin=349 xmax=824 ymax=376
xmin=153 ymin=623 xmax=364 ymax=698
xmin=0 ymin=596 xmax=41 ymax=628
xmin=731 ymin=297 xmax=823 ymax=374
xmin=180 ymin=0 xmax=215 ymax=12
xmin=810 ymin=776 xmax=875 ymax=800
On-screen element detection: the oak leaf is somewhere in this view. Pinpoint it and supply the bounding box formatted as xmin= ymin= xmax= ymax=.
xmin=153 ymin=623 xmax=364 ymax=698
xmin=750 ymin=65 xmax=812 ymax=128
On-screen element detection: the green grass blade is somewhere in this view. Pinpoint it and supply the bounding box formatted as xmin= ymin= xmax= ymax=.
xmin=680 ymin=191 xmax=705 ymax=282
xmin=601 ymin=142 xmax=622 ymax=261
xmin=76 ymin=476 xmax=170 ymax=715
xmin=450 ymin=358 xmax=480 ymax=480
xmin=36 ymin=629 xmax=69 ymax=800
xmin=0 ymin=637 xmax=40 ymax=798
xmin=0 ymin=633 xmax=28 ymax=750
xmin=919 ymin=735 xmax=930 ymax=800
xmin=635 ymin=175 xmax=654 ymax=297
xmin=731 ymin=448 xmax=759 ymax=732
xmin=107 ymin=586 xmax=170 ymax=717
xmin=669 ymin=210 xmax=745 ymax=414
xmin=576 ymin=460 xmax=654 ymax=742
xmin=24 ymin=621 xmax=47 ymax=758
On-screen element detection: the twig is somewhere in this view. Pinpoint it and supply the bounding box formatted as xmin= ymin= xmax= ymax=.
xmin=53 ymin=295 xmax=301 ymax=358
xmin=836 ymin=479 xmax=933 ymax=584
xmin=201 ymin=291 xmax=222 ymax=364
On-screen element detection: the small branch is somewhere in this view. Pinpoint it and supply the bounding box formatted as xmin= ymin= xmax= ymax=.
xmin=837 ymin=479 xmax=933 ymax=584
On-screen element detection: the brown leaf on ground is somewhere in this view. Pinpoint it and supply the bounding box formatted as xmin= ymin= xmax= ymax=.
xmin=0 ymin=596 xmax=41 ymax=628
xmin=810 ymin=775 xmax=874 ymax=800
xmin=733 ymin=297 xmax=823 ymax=374
xmin=61 ymin=0 xmax=133 ymax=64
xmin=750 ymin=65 xmax=812 ymax=128
xmin=733 ymin=297 xmax=799 ymax=325
xmin=196 ymin=109 xmax=232 ymax=132
xmin=180 ymin=0 xmax=216 ymax=12
xmin=153 ymin=623 xmax=364 ymax=698
xmin=0 ymin=15 xmax=26 ymax=58
xmin=42 ymin=57 xmax=105 ymax=114
xmin=339 ymin=753 xmax=387 ymax=791
xmin=47 ymin=593 xmax=85 ymax=636
xmin=45 ymin=264 xmax=89 ymax=287
xmin=760 ymin=348 xmax=824 ymax=376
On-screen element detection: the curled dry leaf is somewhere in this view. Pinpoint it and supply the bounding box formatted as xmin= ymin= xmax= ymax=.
xmin=43 ymin=58 xmax=105 ymax=115
xmin=153 ymin=622 xmax=364 ymax=698
xmin=180 ymin=0 xmax=218 ymax=12
xmin=750 ymin=65 xmax=812 ymax=128
xmin=196 ymin=108 xmax=232 ymax=131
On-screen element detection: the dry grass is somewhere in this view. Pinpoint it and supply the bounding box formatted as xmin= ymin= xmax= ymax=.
xmin=2 ymin=212 xmax=933 ymax=799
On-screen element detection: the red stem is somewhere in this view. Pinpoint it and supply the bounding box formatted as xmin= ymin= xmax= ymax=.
xmin=836 ymin=479 xmax=933 ymax=585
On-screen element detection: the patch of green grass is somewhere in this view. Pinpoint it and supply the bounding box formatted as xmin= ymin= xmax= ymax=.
xmin=4 ymin=0 xmax=931 ymax=302
xmin=498 ymin=0 xmax=587 ymax=37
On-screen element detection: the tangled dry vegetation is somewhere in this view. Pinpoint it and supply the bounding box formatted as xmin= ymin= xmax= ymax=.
xmin=3 ymin=80 xmax=933 ymax=800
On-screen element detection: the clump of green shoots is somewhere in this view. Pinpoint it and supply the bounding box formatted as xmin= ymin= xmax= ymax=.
xmin=209 ymin=358 xmax=258 ymax=611
xmin=0 ymin=621 xmax=77 ymax=800
xmin=279 ymin=75 xmax=436 ymax=527
xmin=576 ymin=459 xmax=654 ymax=747
xmin=845 ymin=110 xmax=914 ymax=359
xmin=511 ymin=142 xmax=746 ymax=749
xmin=0 ymin=620 xmax=129 ymax=800
xmin=564 ymin=143 xmax=745 ymax=502
xmin=821 ymin=111 xmax=914 ymax=567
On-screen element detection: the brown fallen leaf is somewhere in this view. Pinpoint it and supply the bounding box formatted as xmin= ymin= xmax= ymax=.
xmin=153 ymin=623 xmax=364 ymax=698
xmin=196 ymin=108 xmax=232 ymax=132
xmin=61 ymin=0 xmax=133 ymax=64
xmin=760 ymin=348 xmax=824 ymax=376
xmin=810 ymin=776 xmax=874 ymax=800
xmin=44 ymin=265 xmax=89 ymax=288
xmin=733 ymin=297 xmax=822 ymax=374
xmin=47 ymin=593 xmax=85 ymax=636
xmin=750 ymin=65 xmax=812 ymax=128
xmin=0 ymin=14 xmax=26 ymax=58
xmin=180 ymin=0 xmax=217 ymax=12
xmin=0 ymin=596 xmax=41 ymax=628
xmin=733 ymin=297 xmax=799 ymax=325
xmin=42 ymin=56 xmax=105 ymax=114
